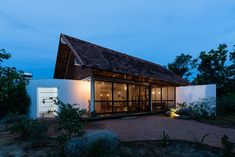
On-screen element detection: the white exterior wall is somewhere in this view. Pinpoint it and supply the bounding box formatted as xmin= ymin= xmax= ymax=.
xmin=176 ymin=84 xmax=216 ymax=105
xmin=27 ymin=79 xmax=91 ymax=119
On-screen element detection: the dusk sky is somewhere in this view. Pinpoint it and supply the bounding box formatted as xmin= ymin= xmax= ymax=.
xmin=1 ymin=0 xmax=235 ymax=78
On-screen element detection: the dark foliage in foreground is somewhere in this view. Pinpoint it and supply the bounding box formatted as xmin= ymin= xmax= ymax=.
xmin=0 ymin=49 xmax=30 ymax=117
xmin=7 ymin=114 xmax=48 ymax=146
xmin=56 ymin=100 xmax=86 ymax=143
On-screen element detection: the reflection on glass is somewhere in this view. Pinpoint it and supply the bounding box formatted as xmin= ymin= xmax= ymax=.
xmin=95 ymin=81 xmax=112 ymax=101
xmin=114 ymin=83 xmax=127 ymax=101
xmin=113 ymin=102 xmax=127 ymax=112
xmin=162 ymin=87 xmax=167 ymax=100
xmin=151 ymin=86 xmax=176 ymax=111
xmin=95 ymin=102 xmax=112 ymax=113
xmin=167 ymin=87 xmax=175 ymax=100
xmin=128 ymin=85 xmax=139 ymax=112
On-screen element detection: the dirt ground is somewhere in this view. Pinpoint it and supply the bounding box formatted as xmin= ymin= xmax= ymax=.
xmin=86 ymin=115 xmax=235 ymax=148
xmin=117 ymin=140 xmax=224 ymax=157
xmin=0 ymin=121 xmax=59 ymax=157
xmin=0 ymin=115 xmax=234 ymax=157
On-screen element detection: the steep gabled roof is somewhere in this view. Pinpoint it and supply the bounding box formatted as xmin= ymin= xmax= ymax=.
xmin=59 ymin=33 xmax=189 ymax=85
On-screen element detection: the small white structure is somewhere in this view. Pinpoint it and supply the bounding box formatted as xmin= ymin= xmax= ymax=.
xmin=27 ymin=79 xmax=91 ymax=119
xmin=176 ymin=84 xmax=216 ymax=105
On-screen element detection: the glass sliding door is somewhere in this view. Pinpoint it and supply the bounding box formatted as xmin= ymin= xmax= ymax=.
xmin=128 ymin=84 xmax=150 ymax=112
xmin=139 ymin=86 xmax=150 ymax=112
xmin=113 ymin=83 xmax=127 ymax=112
xmin=151 ymin=86 xmax=161 ymax=111
xmin=152 ymin=85 xmax=176 ymax=112
xmin=162 ymin=87 xmax=168 ymax=110
xmin=167 ymin=86 xmax=176 ymax=108
xmin=128 ymin=84 xmax=139 ymax=112
xmin=94 ymin=81 xmax=112 ymax=113
xmin=94 ymin=80 xmax=151 ymax=114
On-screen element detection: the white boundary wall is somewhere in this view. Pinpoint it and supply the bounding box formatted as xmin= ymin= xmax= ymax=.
xmin=27 ymin=79 xmax=91 ymax=119
xmin=176 ymin=84 xmax=216 ymax=105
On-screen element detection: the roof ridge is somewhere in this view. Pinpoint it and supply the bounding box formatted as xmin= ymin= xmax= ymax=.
xmin=60 ymin=33 xmax=84 ymax=66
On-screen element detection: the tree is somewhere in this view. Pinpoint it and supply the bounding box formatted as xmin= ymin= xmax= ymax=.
xmin=226 ymin=46 xmax=235 ymax=93
xmin=167 ymin=53 xmax=197 ymax=80
xmin=193 ymin=44 xmax=234 ymax=96
xmin=0 ymin=49 xmax=30 ymax=116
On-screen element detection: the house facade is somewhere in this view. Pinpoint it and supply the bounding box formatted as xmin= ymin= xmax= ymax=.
xmin=53 ymin=34 xmax=189 ymax=115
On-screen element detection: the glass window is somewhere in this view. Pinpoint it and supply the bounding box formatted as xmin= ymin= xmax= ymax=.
xmin=152 ymin=87 xmax=161 ymax=100
xmin=152 ymin=100 xmax=162 ymax=111
xmin=95 ymin=81 xmax=112 ymax=101
xmin=162 ymin=87 xmax=167 ymax=100
xmin=113 ymin=102 xmax=127 ymax=112
xmin=128 ymin=84 xmax=139 ymax=101
xmin=114 ymin=83 xmax=127 ymax=101
xmin=95 ymin=102 xmax=112 ymax=113
xmin=167 ymin=87 xmax=175 ymax=100
xmin=140 ymin=86 xmax=149 ymax=101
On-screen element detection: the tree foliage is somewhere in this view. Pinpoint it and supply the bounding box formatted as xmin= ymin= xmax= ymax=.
xmin=0 ymin=49 xmax=30 ymax=116
xmin=168 ymin=44 xmax=235 ymax=97
xmin=56 ymin=99 xmax=86 ymax=141
xmin=167 ymin=53 xmax=197 ymax=80
xmin=194 ymin=44 xmax=235 ymax=96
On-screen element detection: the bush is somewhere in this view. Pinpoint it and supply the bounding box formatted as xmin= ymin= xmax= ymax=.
xmin=8 ymin=114 xmax=48 ymax=144
xmin=191 ymin=97 xmax=216 ymax=120
xmin=86 ymin=139 xmax=109 ymax=157
xmin=217 ymin=93 xmax=235 ymax=115
xmin=221 ymin=135 xmax=234 ymax=157
xmin=191 ymin=132 xmax=210 ymax=148
xmin=0 ymin=50 xmax=30 ymax=117
xmin=56 ymin=99 xmax=86 ymax=143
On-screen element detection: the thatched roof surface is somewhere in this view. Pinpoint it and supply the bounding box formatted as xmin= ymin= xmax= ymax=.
xmin=60 ymin=34 xmax=189 ymax=85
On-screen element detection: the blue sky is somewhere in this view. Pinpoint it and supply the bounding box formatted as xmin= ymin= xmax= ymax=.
xmin=1 ymin=0 xmax=235 ymax=78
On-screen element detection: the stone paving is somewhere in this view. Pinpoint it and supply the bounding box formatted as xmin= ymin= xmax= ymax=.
xmin=86 ymin=115 xmax=235 ymax=148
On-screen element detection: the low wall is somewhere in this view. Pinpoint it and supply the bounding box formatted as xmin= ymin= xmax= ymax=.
xmin=27 ymin=79 xmax=91 ymax=119
xmin=176 ymin=84 xmax=216 ymax=105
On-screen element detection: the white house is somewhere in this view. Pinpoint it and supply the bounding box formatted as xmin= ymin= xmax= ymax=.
xmin=27 ymin=34 xmax=216 ymax=119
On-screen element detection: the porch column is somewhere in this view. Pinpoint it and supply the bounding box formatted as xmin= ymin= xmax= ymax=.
xmin=90 ymin=77 xmax=95 ymax=112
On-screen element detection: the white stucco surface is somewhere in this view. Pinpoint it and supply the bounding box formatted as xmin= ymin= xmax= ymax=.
xmin=176 ymin=84 xmax=216 ymax=105
xmin=27 ymin=79 xmax=91 ymax=119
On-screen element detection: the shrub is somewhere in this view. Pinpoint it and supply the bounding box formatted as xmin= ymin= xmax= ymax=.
xmin=177 ymin=102 xmax=188 ymax=109
xmin=167 ymin=102 xmax=193 ymax=118
xmin=8 ymin=114 xmax=48 ymax=145
xmin=86 ymin=139 xmax=108 ymax=157
xmin=191 ymin=97 xmax=216 ymax=120
xmin=160 ymin=131 xmax=170 ymax=147
xmin=3 ymin=112 xmax=24 ymax=125
xmin=221 ymin=135 xmax=234 ymax=157
xmin=56 ymin=99 xmax=86 ymax=142
xmin=217 ymin=93 xmax=235 ymax=115
xmin=191 ymin=132 xmax=210 ymax=147
xmin=0 ymin=50 xmax=30 ymax=117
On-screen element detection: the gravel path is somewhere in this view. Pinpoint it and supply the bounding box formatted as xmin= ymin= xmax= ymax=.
xmin=87 ymin=115 xmax=235 ymax=148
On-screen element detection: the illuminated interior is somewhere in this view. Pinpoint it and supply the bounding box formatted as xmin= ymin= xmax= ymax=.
xmin=94 ymin=80 xmax=175 ymax=114
xmin=151 ymin=86 xmax=175 ymax=112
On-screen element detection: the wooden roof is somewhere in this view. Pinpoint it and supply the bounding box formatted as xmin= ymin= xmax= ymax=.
xmin=56 ymin=33 xmax=189 ymax=85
